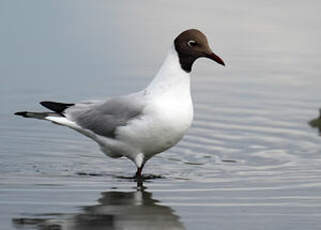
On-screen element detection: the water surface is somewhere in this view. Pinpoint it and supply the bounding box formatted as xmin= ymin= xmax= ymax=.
xmin=1 ymin=1 xmax=321 ymax=229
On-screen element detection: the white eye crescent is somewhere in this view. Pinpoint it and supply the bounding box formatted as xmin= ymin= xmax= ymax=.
xmin=187 ymin=40 xmax=197 ymax=47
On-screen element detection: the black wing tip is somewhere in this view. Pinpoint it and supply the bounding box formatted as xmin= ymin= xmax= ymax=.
xmin=40 ymin=101 xmax=51 ymax=109
xmin=40 ymin=101 xmax=48 ymax=106
xmin=14 ymin=111 xmax=28 ymax=117
xmin=39 ymin=101 xmax=56 ymax=107
xmin=40 ymin=101 xmax=74 ymax=114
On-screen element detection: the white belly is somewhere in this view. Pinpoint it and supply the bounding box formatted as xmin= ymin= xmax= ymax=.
xmin=116 ymin=95 xmax=193 ymax=158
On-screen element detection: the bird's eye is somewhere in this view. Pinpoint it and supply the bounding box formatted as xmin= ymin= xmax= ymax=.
xmin=187 ymin=40 xmax=197 ymax=47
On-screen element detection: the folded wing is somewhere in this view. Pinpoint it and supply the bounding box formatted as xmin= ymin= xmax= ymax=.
xmin=65 ymin=94 xmax=145 ymax=138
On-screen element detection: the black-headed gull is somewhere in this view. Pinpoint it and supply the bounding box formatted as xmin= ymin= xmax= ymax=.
xmin=15 ymin=29 xmax=225 ymax=178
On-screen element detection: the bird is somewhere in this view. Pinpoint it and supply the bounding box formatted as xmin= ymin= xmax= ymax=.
xmin=15 ymin=29 xmax=225 ymax=179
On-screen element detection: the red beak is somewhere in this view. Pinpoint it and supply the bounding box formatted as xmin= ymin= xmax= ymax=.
xmin=206 ymin=52 xmax=225 ymax=66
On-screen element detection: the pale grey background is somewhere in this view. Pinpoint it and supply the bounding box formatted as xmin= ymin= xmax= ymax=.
xmin=1 ymin=1 xmax=321 ymax=229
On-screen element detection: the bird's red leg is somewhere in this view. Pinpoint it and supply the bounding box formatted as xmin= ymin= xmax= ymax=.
xmin=135 ymin=166 xmax=143 ymax=179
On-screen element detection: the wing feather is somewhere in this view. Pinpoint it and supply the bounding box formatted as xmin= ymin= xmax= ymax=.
xmin=66 ymin=94 xmax=144 ymax=138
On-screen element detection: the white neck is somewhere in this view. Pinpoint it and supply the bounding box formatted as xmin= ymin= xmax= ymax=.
xmin=146 ymin=45 xmax=190 ymax=96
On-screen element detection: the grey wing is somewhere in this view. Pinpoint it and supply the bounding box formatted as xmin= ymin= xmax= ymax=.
xmin=66 ymin=94 xmax=145 ymax=138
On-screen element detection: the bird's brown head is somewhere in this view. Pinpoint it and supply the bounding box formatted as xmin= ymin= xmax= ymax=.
xmin=174 ymin=29 xmax=225 ymax=72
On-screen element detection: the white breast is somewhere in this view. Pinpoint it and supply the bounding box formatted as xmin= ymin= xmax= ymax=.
xmin=117 ymin=94 xmax=193 ymax=157
xmin=117 ymin=45 xmax=194 ymax=157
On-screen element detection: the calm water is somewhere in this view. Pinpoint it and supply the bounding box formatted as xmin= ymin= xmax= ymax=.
xmin=1 ymin=1 xmax=321 ymax=229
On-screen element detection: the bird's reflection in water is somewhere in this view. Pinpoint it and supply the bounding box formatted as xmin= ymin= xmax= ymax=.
xmin=12 ymin=187 xmax=185 ymax=230
xmin=309 ymin=108 xmax=321 ymax=135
